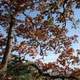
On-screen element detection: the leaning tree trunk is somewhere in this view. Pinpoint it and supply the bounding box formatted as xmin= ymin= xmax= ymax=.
xmin=0 ymin=15 xmax=14 ymax=73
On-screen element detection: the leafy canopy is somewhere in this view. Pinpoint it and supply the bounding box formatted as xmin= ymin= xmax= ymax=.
xmin=0 ymin=0 xmax=80 ymax=80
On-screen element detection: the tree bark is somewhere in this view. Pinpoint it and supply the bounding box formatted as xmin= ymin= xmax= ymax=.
xmin=0 ymin=15 xmax=14 ymax=72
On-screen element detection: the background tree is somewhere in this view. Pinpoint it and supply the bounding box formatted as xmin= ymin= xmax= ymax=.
xmin=0 ymin=0 xmax=80 ymax=80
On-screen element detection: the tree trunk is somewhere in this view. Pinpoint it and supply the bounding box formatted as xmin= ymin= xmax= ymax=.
xmin=0 ymin=15 xmax=14 ymax=73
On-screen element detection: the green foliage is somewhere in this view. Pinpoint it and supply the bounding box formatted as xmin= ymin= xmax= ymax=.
xmin=6 ymin=56 xmax=45 ymax=80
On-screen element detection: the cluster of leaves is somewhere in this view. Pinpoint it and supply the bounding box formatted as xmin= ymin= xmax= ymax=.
xmin=4 ymin=55 xmax=48 ymax=80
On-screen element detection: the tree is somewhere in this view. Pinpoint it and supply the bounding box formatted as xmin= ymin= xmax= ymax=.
xmin=0 ymin=0 xmax=80 ymax=80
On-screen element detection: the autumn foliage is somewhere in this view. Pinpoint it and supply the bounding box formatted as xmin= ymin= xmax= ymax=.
xmin=0 ymin=0 xmax=80 ymax=80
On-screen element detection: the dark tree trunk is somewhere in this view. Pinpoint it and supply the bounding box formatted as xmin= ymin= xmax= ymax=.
xmin=0 ymin=15 xmax=14 ymax=72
